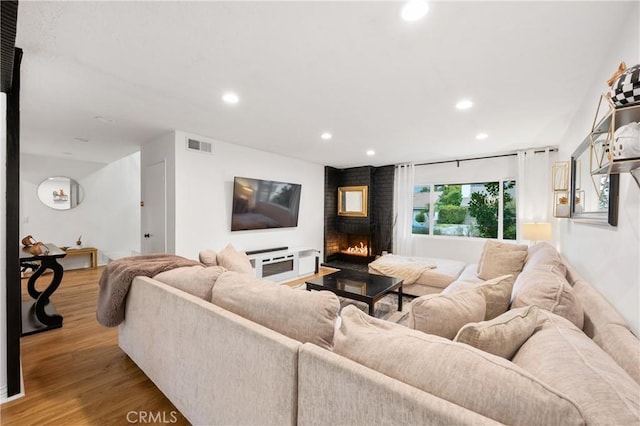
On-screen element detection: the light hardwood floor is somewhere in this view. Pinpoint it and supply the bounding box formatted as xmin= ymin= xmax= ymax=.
xmin=1 ymin=265 xmax=334 ymax=425
xmin=1 ymin=267 xmax=189 ymax=425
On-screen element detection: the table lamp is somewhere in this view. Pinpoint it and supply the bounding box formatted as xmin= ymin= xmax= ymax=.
xmin=522 ymin=222 xmax=552 ymax=245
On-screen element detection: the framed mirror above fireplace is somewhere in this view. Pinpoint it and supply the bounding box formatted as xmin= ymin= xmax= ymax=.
xmin=338 ymin=185 xmax=368 ymax=217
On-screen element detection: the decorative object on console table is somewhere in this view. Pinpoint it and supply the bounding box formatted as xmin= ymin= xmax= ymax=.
xmin=522 ymin=223 xmax=551 ymax=245
xmin=21 ymin=234 xmax=50 ymax=256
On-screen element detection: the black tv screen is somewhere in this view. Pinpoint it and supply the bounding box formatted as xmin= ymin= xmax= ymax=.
xmin=231 ymin=176 xmax=302 ymax=231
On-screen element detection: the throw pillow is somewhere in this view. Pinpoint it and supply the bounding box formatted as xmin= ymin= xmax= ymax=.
xmin=477 ymin=243 xmax=527 ymax=281
xmin=216 ymin=243 xmax=253 ymax=275
xmin=199 ymin=249 xmax=218 ymax=266
xmin=210 ymin=271 xmax=340 ymax=350
xmin=445 ymin=274 xmax=514 ymax=320
xmin=511 ymin=269 xmax=584 ymax=329
xmin=154 ymin=265 xmax=226 ymax=301
xmin=454 ymin=306 xmax=539 ymax=359
xmin=334 ymin=305 xmax=584 ymax=425
xmin=477 ymin=274 xmax=515 ymax=320
xmin=409 ymin=288 xmax=486 ymax=339
xmin=477 ymin=240 xmax=527 ymax=274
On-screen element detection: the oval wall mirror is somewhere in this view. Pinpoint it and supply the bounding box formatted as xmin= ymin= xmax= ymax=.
xmin=37 ymin=176 xmax=84 ymax=210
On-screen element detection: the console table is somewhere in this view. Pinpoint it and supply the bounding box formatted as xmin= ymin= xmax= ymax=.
xmin=63 ymin=246 xmax=98 ymax=268
xmin=19 ymin=243 xmax=67 ymax=336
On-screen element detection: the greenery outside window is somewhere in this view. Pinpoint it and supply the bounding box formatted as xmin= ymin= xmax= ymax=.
xmin=412 ymin=180 xmax=516 ymax=239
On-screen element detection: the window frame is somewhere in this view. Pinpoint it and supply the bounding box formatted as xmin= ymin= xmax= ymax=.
xmin=412 ymin=178 xmax=517 ymax=240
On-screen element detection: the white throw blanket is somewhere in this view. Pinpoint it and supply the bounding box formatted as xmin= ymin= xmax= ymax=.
xmin=368 ymin=254 xmax=436 ymax=285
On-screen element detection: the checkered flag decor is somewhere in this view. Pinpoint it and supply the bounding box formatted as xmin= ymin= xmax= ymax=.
xmin=610 ymin=64 xmax=640 ymax=107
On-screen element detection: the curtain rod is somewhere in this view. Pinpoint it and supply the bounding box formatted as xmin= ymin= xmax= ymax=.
xmin=410 ymin=148 xmax=558 ymax=168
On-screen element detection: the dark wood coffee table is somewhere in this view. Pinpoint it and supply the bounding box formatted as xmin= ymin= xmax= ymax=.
xmin=306 ymin=269 xmax=403 ymax=315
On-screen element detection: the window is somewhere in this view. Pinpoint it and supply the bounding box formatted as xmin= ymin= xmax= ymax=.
xmin=412 ymin=180 xmax=516 ymax=239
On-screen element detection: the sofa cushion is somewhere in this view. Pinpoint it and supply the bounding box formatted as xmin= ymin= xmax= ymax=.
xmin=523 ymin=242 xmax=567 ymax=277
xmin=512 ymin=310 xmax=640 ymax=425
xmin=216 ymin=243 xmax=253 ymax=274
xmin=477 ymin=241 xmax=527 ymax=281
xmin=153 ymin=265 xmax=226 ymax=301
xmin=210 ymin=271 xmax=340 ymax=350
xmin=454 ymin=306 xmax=539 ymax=359
xmin=335 ymin=306 xmax=584 ymax=425
xmin=511 ymin=269 xmax=584 ymax=329
xmin=409 ymin=287 xmax=486 ymax=339
xmin=445 ymin=274 xmax=514 ymax=320
xmin=198 ymin=249 xmax=218 ymax=266
xmin=477 ymin=240 xmax=527 ymax=275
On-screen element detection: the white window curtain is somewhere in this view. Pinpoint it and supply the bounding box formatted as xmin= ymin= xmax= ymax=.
xmin=393 ymin=163 xmax=415 ymax=256
xmin=516 ymin=148 xmax=551 ymax=238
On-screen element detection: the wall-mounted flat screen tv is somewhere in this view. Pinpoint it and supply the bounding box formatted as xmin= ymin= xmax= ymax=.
xmin=231 ymin=176 xmax=302 ymax=231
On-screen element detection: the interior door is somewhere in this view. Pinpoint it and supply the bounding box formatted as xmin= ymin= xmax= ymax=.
xmin=142 ymin=161 xmax=167 ymax=254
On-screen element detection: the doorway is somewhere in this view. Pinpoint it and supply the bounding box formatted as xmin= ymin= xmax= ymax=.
xmin=142 ymin=161 xmax=167 ymax=254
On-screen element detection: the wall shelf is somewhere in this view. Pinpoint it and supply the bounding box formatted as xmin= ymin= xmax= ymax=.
xmin=589 ymin=97 xmax=640 ymax=179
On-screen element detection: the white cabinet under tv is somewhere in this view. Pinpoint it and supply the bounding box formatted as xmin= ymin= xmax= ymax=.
xmin=247 ymin=247 xmax=319 ymax=282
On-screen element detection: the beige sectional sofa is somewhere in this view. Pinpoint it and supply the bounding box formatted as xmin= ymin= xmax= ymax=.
xmin=118 ymin=243 xmax=639 ymax=425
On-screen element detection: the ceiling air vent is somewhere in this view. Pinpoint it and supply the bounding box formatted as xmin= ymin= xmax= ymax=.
xmin=186 ymin=137 xmax=213 ymax=154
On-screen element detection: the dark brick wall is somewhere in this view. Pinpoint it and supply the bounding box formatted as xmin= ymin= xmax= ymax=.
xmin=324 ymin=165 xmax=395 ymax=261
xmin=372 ymin=165 xmax=395 ymax=255
xmin=324 ymin=166 xmax=343 ymax=260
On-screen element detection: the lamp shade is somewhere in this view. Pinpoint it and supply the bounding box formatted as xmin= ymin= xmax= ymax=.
xmin=522 ymin=222 xmax=552 ymax=241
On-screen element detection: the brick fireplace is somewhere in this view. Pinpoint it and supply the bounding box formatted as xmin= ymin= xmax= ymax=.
xmin=324 ymin=165 xmax=394 ymax=268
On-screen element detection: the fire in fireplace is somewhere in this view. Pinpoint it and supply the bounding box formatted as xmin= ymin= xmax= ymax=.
xmin=342 ymin=241 xmax=369 ymax=257
xmin=338 ymin=233 xmax=372 ymax=259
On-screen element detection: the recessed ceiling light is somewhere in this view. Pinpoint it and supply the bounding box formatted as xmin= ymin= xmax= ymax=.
xmin=401 ymin=0 xmax=429 ymax=22
xmin=455 ymin=99 xmax=473 ymax=110
xmin=94 ymin=116 xmax=113 ymax=123
xmin=321 ymin=132 xmax=332 ymax=140
xmin=222 ymin=92 xmax=240 ymax=104
xmin=476 ymin=133 xmax=488 ymax=140
xmin=366 ymin=150 xmax=375 ymax=156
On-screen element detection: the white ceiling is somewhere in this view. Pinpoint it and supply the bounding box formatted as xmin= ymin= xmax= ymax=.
xmin=15 ymin=1 xmax=638 ymax=167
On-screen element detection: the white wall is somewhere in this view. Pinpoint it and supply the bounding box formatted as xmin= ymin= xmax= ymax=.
xmin=1 ymin=93 xmax=8 ymax=401
xmin=411 ymin=155 xmax=521 ymax=264
xmin=557 ymin=8 xmax=640 ymax=336
xmin=20 ymin=152 xmax=141 ymax=268
xmin=142 ymin=130 xmax=324 ymax=260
